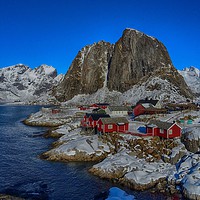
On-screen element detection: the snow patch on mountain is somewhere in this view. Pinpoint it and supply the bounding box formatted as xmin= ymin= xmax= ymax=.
xmin=0 ymin=64 xmax=63 ymax=104
xmin=62 ymin=76 xmax=187 ymax=106
xmin=63 ymin=87 xmax=123 ymax=106
xmin=122 ymin=76 xmax=187 ymax=104
xmin=178 ymin=66 xmax=200 ymax=96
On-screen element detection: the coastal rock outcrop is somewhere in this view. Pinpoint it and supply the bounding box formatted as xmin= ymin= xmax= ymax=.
xmin=0 ymin=194 xmax=24 ymax=200
xmin=23 ymin=107 xmax=78 ymax=127
xmin=89 ymin=151 xmax=175 ymax=191
xmin=41 ymin=131 xmax=111 ymax=162
xmin=176 ymin=153 xmax=200 ymax=200
xmin=162 ymin=140 xmax=187 ymax=165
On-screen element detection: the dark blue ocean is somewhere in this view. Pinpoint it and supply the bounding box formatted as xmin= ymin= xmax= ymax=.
xmin=0 ymin=105 xmax=180 ymax=200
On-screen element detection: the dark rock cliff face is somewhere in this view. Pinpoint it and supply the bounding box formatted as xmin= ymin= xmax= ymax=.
xmin=107 ymin=29 xmax=192 ymax=98
xmin=54 ymin=41 xmax=114 ymax=101
xmin=54 ymin=28 xmax=193 ymax=102
xmin=107 ymin=29 xmax=171 ymax=91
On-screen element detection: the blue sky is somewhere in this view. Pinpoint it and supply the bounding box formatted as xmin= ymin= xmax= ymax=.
xmin=0 ymin=0 xmax=199 ymax=74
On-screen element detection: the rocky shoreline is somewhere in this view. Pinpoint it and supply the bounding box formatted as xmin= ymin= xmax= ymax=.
xmin=0 ymin=194 xmax=24 ymax=200
xmin=88 ymin=150 xmax=178 ymax=193
xmin=24 ymin=107 xmax=200 ymax=200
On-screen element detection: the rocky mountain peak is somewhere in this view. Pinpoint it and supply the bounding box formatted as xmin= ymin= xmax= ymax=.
xmin=0 ymin=64 xmax=61 ymax=104
xmin=54 ymin=28 xmax=194 ymax=103
xmin=183 ymin=66 xmax=200 ymax=77
xmin=5 ymin=64 xmax=29 ymax=74
xmin=33 ymin=64 xmax=57 ymax=78
xmin=107 ymin=28 xmax=173 ymax=92
xmin=109 ymin=29 xmax=194 ymax=101
xmin=54 ymin=41 xmax=114 ymax=101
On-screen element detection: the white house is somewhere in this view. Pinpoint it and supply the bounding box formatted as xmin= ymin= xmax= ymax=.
xmin=106 ymin=106 xmax=130 ymax=116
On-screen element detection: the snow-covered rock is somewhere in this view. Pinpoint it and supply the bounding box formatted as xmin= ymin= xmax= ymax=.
xmin=162 ymin=140 xmax=188 ymax=164
xmin=24 ymin=107 xmax=77 ymax=127
xmin=121 ymin=76 xmax=188 ymax=105
xmin=42 ymin=133 xmax=111 ymax=162
xmin=182 ymin=127 xmax=200 ymax=153
xmin=0 ymin=64 xmax=63 ymax=104
xmin=62 ymin=76 xmax=188 ymax=106
xmin=106 ymin=187 xmax=135 ymax=200
xmin=90 ymin=151 xmax=176 ymax=191
xmin=176 ymin=153 xmax=200 ymax=200
xmin=178 ymin=66 xmax=200 ymax=96
xmin=63 ymin=87 xmax=123 ymax=106
xmin=30 ymin=107 xmax=112 ymax=161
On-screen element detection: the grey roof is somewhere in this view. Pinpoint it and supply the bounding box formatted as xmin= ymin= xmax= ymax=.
xmin=141 ymin=103 xmax=152 ymax=108
xmin=86 ymin=113 xmax=110 ymax=120
xmin=100 ymin=117 xmax=129 ymax=124
xmin=148 ymin=120 xmax=173 ymax=130
xmin=96 ymin=103 xmax=110 ymax=106
xmin=137 ymin=99 xmax=159 ymax=106
xmin=107 ymin=106 xmax=129 ymax=112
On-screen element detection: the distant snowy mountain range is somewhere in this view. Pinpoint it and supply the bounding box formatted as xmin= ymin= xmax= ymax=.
xmin=0 ymin=64 xmax=63 ymax=104
xmin=178 ymin=66 xmax=200 ymax=96
xmin=0 ymin=63 xmax=199 ymax=105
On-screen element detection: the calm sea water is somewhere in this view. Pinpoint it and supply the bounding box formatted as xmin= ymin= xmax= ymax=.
xmin=0 ymin=105 xmax=181 ymax=200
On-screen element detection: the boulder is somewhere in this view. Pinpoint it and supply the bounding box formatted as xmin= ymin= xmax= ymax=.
xmin=182 ymin=127 xmax=200 ymax=153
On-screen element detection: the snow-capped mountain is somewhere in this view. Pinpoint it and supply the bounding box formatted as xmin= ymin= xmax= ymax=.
xmin=54 ymin=28 xmax=193 ymax=105
xmin=178 ymin=66 xmax=200 ymax=96
xmin=0 ymin=64 xmax=63 ymax=104
xmin=1 ymin=29 xmax=196 ymax=105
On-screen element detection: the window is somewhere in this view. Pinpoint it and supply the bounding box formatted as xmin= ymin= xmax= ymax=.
xmin=160 ymin=129 xmax=164 ymax=133
xmin=108 ymin=124 xmax=113 ymax=129
xmin=169 ymin=129 xmax=173 ymax=135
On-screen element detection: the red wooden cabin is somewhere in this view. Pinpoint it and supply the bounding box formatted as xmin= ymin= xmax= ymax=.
xmin=52 ymin=109 xmax=61 ymax=114
xmin=133 ymin=104 xmax=167 ymax=116
xmin=81 ymin=113 xmax=110 ymax=128
xmin=90 ymin=103 xmax=110 ymax=109
xmin=78 ymin=105 xmax=90 ymax=110
xmin=133 ymin=104 xmax=145 ymax=116
xmin=97 ymin=117 xmax=129 ymax=133
xmin=146 ymin=120 xmax=182 ymax=139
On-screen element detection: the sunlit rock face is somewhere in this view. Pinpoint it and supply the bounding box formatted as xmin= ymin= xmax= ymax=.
xmin=54 ymin=41 xmax=114 ymax=101
xmin=107 ymin=28 xmax=193 ymax=100
xmin=54 ymin=28 xmax=193 ymax=103
xmin=107 ymin=28 xmax=171 ymax=92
